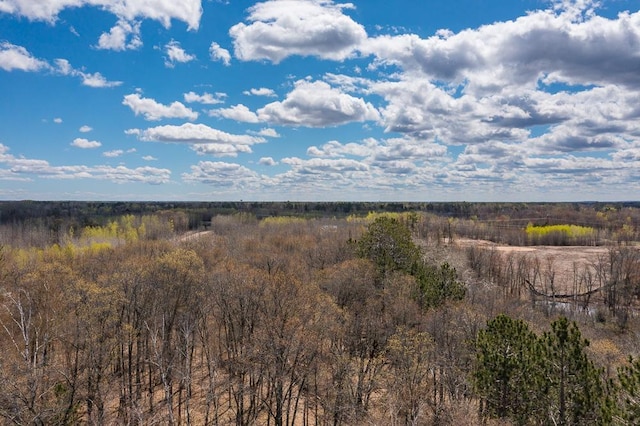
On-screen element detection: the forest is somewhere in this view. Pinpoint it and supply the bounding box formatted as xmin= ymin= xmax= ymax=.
xmin=0 ymin=202 xmax=640 ymax=425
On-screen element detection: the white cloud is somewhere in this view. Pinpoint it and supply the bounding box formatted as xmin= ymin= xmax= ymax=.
xmin=71 ymin=138 xmax=102 ymax=149
xmin=79 ymin=125 xmax=93 ymax=133
xmin=108 ymin=0 xmax=202 ymax=30
xmin=190 ymin=144 xmax=253 ymax=157
xmin=308 ymin=136 xmax=448 ymax=163
xmin=165 ymin=40 xmax=196 ymax=67
xmin=209 ymin=104 xmax=260 ymax=123
xmin=259 ymin=157 xmax=277 ymax=166
xmin=276 ymin=157 xmax=374 ymax=193
xmin=182 ymin=161 xmax=264 ymax=187
xmin=142 ymin=155 xmax=157 ymax=161
xmin=257 ymin=79 xmax=380 ymax=127
xmin=103 ymin=149 xmax=124 ymax=157
xmin=80 ymin=71 xmax=122 ymax=88
xmin=255 ymin=128 xmax=280 ymax=138
xmin=243 ymin=87 xmax=277 ymax=97
xmin=129 ymin=122 xmax=266 ymax=157
xmin=95 ymin=165 xmax=171 ymax=184
xmin=54 ymin=58 xmax=122 ymax=88
xmin=209 ymin=42 xmax=231 ymax=66
xmin=0 ymin=143 xmax=170 ymax=184
xmin=183 ymin=91 xmax=226 ymax=104
xmin=0 ymin=0 xmax=203 ymax=48
xmin=54 ymin=58 xmax=72 ymax=74
xmin=96 ymin=19 xmax=142 ymax=51
xmin=122 ymin=93 xmax=198 ymax=121
xmin=360 ymin=5 xmax=640 ymax=92
xmin=230 ymin=0 xmax=366 ymax=63
xmin=0 ymin=42 xmax=50 ymax=71
xmin=133 ymin=122 xmax=264 ymax=145
xmin=53 ymin=117 xmax=62 ymax=123
xmin=368 ymin=76 xmax=531 ymax=143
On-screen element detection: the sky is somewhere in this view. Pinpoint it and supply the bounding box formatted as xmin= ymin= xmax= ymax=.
xmin=0 ymin=0 xmax=639 ymax=202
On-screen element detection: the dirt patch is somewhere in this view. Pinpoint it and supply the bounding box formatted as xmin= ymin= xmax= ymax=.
xmin=174 ymin=230 xmax=214 ymax=243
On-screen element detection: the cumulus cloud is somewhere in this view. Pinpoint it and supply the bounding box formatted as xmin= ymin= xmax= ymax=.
xmin=103 ymin=149 xmax=124 ymax=157
xmin=96 ymin=19 xmax=142 ymax=51
xmin=129 ymin=123 xmax=266 ymax=157
xmin=369 ymin=76 xmax=530 ymax=143
xmin=182 ymin=161 xmax=264 ymax=187
xmin=282 ymin=156 xmax=369 ymax=173
xmin=71 ymin=138 xmax=102 ymax=149
xmin=209 ymin=42 xmax=231 ymax=66
xmin=0 ymin=0 xmax=202 ymax=30
xmin=259 ymin=157 xmax=277 ymax=166
xmin=0 ymin=42 xmax=50 ymax=71
xmin=230 ymin=0 xmax=367 ymax=63
xmin=183 ymin=91 xmax=226 ymax=104
xmin=79 ymin=125 xmax=93 ymax=133
xmin=225 ymin=0 xmax=640 ymax=167
xmin=522 ymin=86 xmax=640 ymax=154
xmin=360 ymin=5 xmax=640 ymax=91
xmin=132 ymin=122 xmax=264 ymax=145
xmin=0 ymin=0 xmax=203 ymax=48
xmin=122 ymin=93 xmax=198 ymax=121
xmin=255 ymin=128 xmax=280 ymax=138
xmin=80 ymin=71 xmax=122 ymax=88
xmin=0 ymin=143 xmax=170 ymax=184
xmin=243 ymin=87 xmax=277 ymax=97
xmin=54 ymin=58 xmax=122 ymax=87
xmin=209 ymin=104 xmax=260 ymax=123
xmin=53 ymin=117 xmax=62 ymax=124
xmin=98 ymin=165 xmax=171 ymax=184
xmin=165 ymin=40 xmax=196 ymax=67
xmin=257 ymin=79 xmax=379 ymax=127
xmin=309 ymin=136 xmax=448 ymax=163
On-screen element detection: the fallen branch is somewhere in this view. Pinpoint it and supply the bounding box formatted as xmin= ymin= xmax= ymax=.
xmin=524 ymin=279 xmax=610 ymax=299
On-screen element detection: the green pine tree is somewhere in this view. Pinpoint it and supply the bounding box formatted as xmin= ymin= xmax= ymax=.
xmin=416 ymin=262 xmax=466 ymax=309
xmin=356 ymin=216 xmax=422 ymax=276
xmin=611 ymin=356 xmax=640 ymax=425
xmin=541 ymin=317 xmax=605 ymax=426
xmin=473 ymin=314 xmax=543 ymax=425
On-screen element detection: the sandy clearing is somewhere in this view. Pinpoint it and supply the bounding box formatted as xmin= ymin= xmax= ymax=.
xmin=453 ymin=238 xmax=613 ymax=294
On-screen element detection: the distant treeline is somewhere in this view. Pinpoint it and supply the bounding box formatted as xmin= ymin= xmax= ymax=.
xmin=2 ymin=200 xmax=640 ymax=228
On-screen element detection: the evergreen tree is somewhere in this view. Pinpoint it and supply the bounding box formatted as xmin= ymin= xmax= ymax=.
xmin=357 ymin=216 xmax=465 ymax=308
xmin=416 ymin=262 xmax=466 ymax=309
xmin=541 ymin=317 xmax=604 ymax=425
xmin=473 ymin=314 xmax=543 ymax=425
xmin=356 ymin=216 xmax=422 ymax=276
xmin=611 ymin=356 xmax=640 ymax=424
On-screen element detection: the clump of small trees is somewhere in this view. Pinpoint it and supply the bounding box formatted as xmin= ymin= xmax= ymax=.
xmin=356 ymin=216 xmax=466 ymax=309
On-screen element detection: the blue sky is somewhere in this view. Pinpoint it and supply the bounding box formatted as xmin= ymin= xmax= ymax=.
xmin=0 ymin=0 xmax=639 ymax=201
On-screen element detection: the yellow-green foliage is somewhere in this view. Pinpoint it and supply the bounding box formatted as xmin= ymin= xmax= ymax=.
xmin=525 ymin=223 xmax=595 ymax=239
xmin=87 ymin=242 xmax=113 ymax=254
xmin=347 ymin=211 xmax=415 ymax=224
xmin=260 ymin=216 xmax=308 ymax=226
xmin=7 ymin=241 xmax=113 ymax=268
xmin=79 ymin=214 xmax=146 ymax=245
